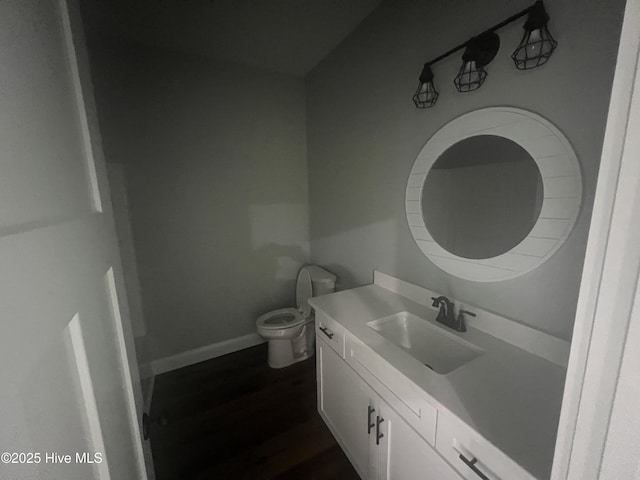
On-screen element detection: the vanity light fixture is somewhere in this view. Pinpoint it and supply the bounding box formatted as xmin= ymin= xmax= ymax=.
xmin=412 ymin=0 xmax=557 ymax=108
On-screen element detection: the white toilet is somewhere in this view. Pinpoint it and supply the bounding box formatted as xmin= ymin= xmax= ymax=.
xmin=256 ymin=265 xmax=336 ymax=368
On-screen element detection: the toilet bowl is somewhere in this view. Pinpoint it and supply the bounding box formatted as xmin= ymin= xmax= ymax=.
xmin=256 ymin=265 xmax=336 ymax=368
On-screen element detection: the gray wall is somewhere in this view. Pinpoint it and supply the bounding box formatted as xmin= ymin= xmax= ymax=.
xmin=306 ymin=0 xmax=624 ymax=340
xmin=423 ymin=161 xmax=542 ymax=260
xmin=90 ymin=43 xmax=309 ymax=362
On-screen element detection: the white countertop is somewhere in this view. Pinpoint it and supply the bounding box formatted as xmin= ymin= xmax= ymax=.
xmin=309 ymin=283 xmax=567 ymax=480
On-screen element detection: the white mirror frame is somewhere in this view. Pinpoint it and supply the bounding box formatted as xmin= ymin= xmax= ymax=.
xmin=406 ymin=107 xmax=582 ymax=282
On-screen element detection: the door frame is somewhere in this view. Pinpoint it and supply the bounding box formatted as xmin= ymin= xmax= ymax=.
xmin=551 ymin=0 xmax=640 ymax=478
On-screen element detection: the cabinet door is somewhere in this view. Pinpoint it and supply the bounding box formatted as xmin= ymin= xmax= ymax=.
xmin=318 ymin=338 xmax=375 ymax=479
xmin=378 ymin=401 xmax=462 ymax=480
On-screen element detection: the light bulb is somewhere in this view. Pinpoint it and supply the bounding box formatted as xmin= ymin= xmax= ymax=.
xmin=526 ymin=29 xmax=542 ymax=56
xmin=464 ymin=61 xmax=481 ymax=84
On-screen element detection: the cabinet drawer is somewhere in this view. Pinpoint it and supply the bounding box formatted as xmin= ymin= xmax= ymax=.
xmin=315 ymin=311 xmax=345 ymax=358
xmin=436 ymin=411 xmax=535 ymax=480
xmin=345 ymin=334 xmax=437 ymax=446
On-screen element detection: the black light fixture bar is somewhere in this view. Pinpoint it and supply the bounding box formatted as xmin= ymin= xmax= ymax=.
xmin=413 ymin=1 xmax=556 ymax=108
xmin=423 ymin=4 xmax=534 ymax=68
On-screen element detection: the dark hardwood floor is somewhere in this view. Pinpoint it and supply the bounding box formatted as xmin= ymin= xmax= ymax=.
xmin=149 ymin=343 xmax=360 ymax=480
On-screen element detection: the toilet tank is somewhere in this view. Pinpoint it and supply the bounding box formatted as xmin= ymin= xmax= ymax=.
xmin=305 ymin=265 xmax=337 ymax=296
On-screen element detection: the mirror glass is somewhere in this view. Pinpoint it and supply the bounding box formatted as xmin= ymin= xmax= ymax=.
xmin=421 ymin=135 xmax=543 ymax=260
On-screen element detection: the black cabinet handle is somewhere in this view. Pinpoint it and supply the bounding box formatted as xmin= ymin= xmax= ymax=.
xmin=319 ymin=326 xmax=334 ymax=339
xmin=375 ymin=415 xmax=384 ymax=445
xmin=459 ymin=454 xmax=490 ymax=480
xmin=367 ymin=406 xmax=375 ymax=434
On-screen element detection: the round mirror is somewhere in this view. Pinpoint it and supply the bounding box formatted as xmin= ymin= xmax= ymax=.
xmin=422 ymin=135 xmax=543 ymax=259
xmin=406 ymin=107 xmax=582 ymax=282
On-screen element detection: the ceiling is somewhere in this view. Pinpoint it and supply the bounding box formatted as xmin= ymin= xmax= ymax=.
xmin=80 ymin=0 xmax=383 ymax=76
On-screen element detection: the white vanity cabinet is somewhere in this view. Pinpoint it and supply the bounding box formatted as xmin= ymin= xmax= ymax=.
xmin=434 ymin=410 xmax=534 ymax=480
xmin=311 ymin=274 xmax=568 ymax=480
xmin=317 ymin=337 xmax=462 ymax=480
xmin=317 ymin=337 xmax=374 ymax=477
xmin=377 ymin=403 xmax=463 ymax=480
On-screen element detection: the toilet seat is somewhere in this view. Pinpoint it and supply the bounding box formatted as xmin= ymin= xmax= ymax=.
xmin=256 ymin=307 xmax=306 ymax=330
xmin=257 ymin=268 xmax=315 ymax=331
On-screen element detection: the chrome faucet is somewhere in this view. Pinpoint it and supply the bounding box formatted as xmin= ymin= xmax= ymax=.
xmin=431 ymin=296 xmax=475 ymax=332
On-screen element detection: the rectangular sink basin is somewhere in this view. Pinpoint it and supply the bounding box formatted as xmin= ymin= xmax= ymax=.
xmin=367 ymin=311 xmax=483 ymax=374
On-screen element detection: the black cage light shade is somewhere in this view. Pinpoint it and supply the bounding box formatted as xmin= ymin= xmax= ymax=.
xmin=512 ymin=0 xmax=557 ymax=69
xmin=454 ymin=59 xmax=487 ymax=93
xmin=454 ymin=32 xmax=499 ymax=93
xmin=413 ymin=65 xmax=439 ymax=108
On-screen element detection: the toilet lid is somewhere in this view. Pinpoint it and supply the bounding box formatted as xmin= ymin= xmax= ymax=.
xmin=296 ymin=267 xmax=313 ymax=318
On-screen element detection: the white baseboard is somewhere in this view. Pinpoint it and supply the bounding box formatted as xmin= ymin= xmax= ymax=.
xmin=150 ymin=333 xmax=266 ymax=375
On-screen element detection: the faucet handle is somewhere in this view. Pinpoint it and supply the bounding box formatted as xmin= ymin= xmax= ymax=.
xmin=456 ymin=309 xmax=476 ymax=332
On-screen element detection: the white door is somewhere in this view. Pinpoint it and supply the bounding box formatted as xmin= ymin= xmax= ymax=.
xmin=317 ymin=339 xmax=374 ymax=478
xmin=377 ymin=401 xmax=462 ymax=480
xmin=106 ymin=163 xmax=146 ymax=340
xmin=0 ymin=1 xmax=147 ymax=479
xmin=550 ymin=0 xmax=640 ymax=478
